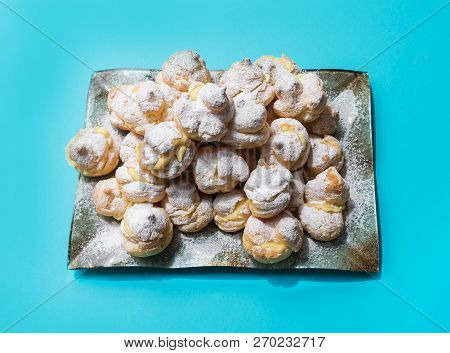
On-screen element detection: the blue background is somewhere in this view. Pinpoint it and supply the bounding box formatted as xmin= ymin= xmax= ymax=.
xmin=1 ymin=0 xmax=449 ymax=332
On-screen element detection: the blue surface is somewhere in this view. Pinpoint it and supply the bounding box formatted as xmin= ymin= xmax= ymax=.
xmin=1 ymin=0 xmax=449 ymax=333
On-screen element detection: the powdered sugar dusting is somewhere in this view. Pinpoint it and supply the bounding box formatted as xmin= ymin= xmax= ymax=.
xmin=261 ymin=118 xmax=310 ymax=171
xmin=298 ymin=204 xmax=344 ymax=241
xmin=194 ymin=145 xmax=249 ymax=194
xmin=141 ymin=121 xmax=195 ymax=179
xmin=71 ymin=225 xmax=131 ymax=268
xmin=213 ymin=189 xmax=245 ymax=214
xmin=69 ymin=68 xmax=378 ymax=271
xmin=68 ymin=130 xmax=107 ymax=169
xmin=331 ymin=89 xmax=357 ymax=126
xmin=70 ymin=179 xmax=134 ymax=268
xmin=244 ymin=211 xmax=302 ymax=249
xmin=120 ymin=132 xmax=143 ymax=162
xmin=173 ymin=83 xmax=234 ymax=142
xmin=161 ymin=50 xmax=211 ymax=91
xmin=124 ymin=204 xmax=169 ymax=242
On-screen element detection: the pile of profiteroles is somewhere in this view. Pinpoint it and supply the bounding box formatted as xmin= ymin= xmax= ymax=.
xmin=65 ymin=50 xmax=349 ymax=264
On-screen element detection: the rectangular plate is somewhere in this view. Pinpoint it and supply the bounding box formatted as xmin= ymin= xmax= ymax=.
xmin=68 ymin=69 xmax=379 ymax=272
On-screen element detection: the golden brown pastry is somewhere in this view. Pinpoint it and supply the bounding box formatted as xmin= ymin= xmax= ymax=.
xmin=304 ymin=135 xmax=344 ymax=180
xmin=155 ymin=72 xmax=182 ymax=108
xmin=298 ymin=204 xmax=344 ymax=242
xmin=272 ymin=73 xmax=305 ymax=118
xmin=119 ymin=131 xmax=143 ymax=163
xmin=260 ymin=118 xmax=311 ymax=171
xmin=255 ymin=55 xmax=304 ymax=118
xmin=304 ymin=167 xmax=349 ymax=212
xmin=255 ymin=56 xmax=326 ymax=122
xmin=221 ymin=95 xmax=270 ymax=149
xmin=173 ymin=82 xmax=234 ymax=142
xmin=220 ymin=58 xmax=275 ymax=106
xmin=139 ymin=121 xmax=195 ymax=179
xmin=193 ymin=144 xmax=249 ymax=194
xmin=242 ymin=211 xmax=303 ymax=263
xmin=120 ymin=203 xmax=173 ymax=257
xmin=299 ymin=167 xmax=349 ymax=241
xmin=255 ymin=54 xmax=300 ymax=84
xmin=243 ymin=160 xmax=292 ymax=218
xmin=303 ymin=104 xmax=339 ymax=137
xmin=65 ymin=127 xmax=119 ymax=177
xmin=213 ymin=189 xmax=251 ymax=232
xmin=107 ymin=81 xmax=166 ymax=135
xmin=295 ymin=72 xmax=327 ymax=123
xmin=92 ymin=178 xmax=130 ymax=220
xmin=115 ymin=158 xmax=166 ymax=203
xmin=162 ymin=176 xmax=214 ymax=233
xmin=161 ymin=50 xmax=211 ymax=92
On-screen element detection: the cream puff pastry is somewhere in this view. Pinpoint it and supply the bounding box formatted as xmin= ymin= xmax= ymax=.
xmin=173 ymin=82 xmax=234 ymax=142
xmin=272 ymin=72 xmax=305 ymax=118
xmin=119 ymin=131 xmax=143 ymax=163
xmin=289 ymin=169 xmax=306 ymax=210
xmin=213 ymin=189 xmax=251 ymax=232
xmin=256 ymin=56 xmax=326 ymax=122
xmin=255 ymin=54 xmax=300 ymax=85
xmin=92 ymin=178 xmax=130 ymax=220
xmin=299 ymin=167 xmax=348 ymax=241
xmin=255 ymin=55 xmax=305 ymax=119
xmin=121 ymin=203 xmax=173 ymax=257
xmin=303 ymin=104 xmax=339 ymax=137
xmin=243 ymin=160 xmax=293 ymax=218
xmin=261 ymin=118 xmax=311 ymax=171
xmin=107 ymin=81 xmax=166 ymax=135
xmin=162 ymin=175 xmax=214 ymax=233
xmin=161 ymin=50 xmax=211 ymax=92
xmin=139 ymin=121 xmax=195 ymax=179
xmin=295 ymin=73 xmax=327 ymax=123
xmin=237 ymin=148 xmax=260 ymax=173
xmin=65 ymin=127 xmax=119 ymax=177
xmin=304 ymin=167 xmax=349 ymax=212
xmin=155 ymin=72 xmax=182 ymax=108
xmin=242 ymin=211 xmax=303 ymax=264
xmin=298 ymin=204 xmax=344 ymax=242
xmin=193 ymin=145 xmax=249 ymax=194
xmin=304 ymin=135 xmax=344 ymax=180
xmin=115 ymin=158 xmax=166 ymax=203
xmin=220 ymin=58 xmax=275 ymax=106
xmin=221 ymin=96 xmax=270 ymax=149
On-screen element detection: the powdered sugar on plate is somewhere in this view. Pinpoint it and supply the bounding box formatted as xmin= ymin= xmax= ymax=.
xmin=70 ymin=179 xmax=134 ymax=268
xmin=331 ymin=89 xmax=358 ymax=126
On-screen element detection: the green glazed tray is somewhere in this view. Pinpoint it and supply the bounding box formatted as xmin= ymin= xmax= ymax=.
xmin=68 ymin=69 xmax=379 ymax=272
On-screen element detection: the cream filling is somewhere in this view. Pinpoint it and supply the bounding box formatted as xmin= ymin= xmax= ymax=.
xmin=306 ymin=200 xmax=345 ymax=213
xmin=188 ymin=82 xmax=204 ymax=101
xmin=218 ymin=199 xmax=249 ymax=223
xmin=138 ymin=134 xmax=190 ymax=172
xmin=279 ymin=123 xmax=306 ymax=148
xmin=128 ymin=167 xmax=147 ymax=182
xmin=260 ymin=240 xmax=288 ymax=254
xmin=261 ymin=54 xmax=296 ymax=73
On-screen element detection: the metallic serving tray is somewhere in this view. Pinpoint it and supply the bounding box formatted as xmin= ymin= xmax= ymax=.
xmin=68 ymin=69 xmax=379 ymax=272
